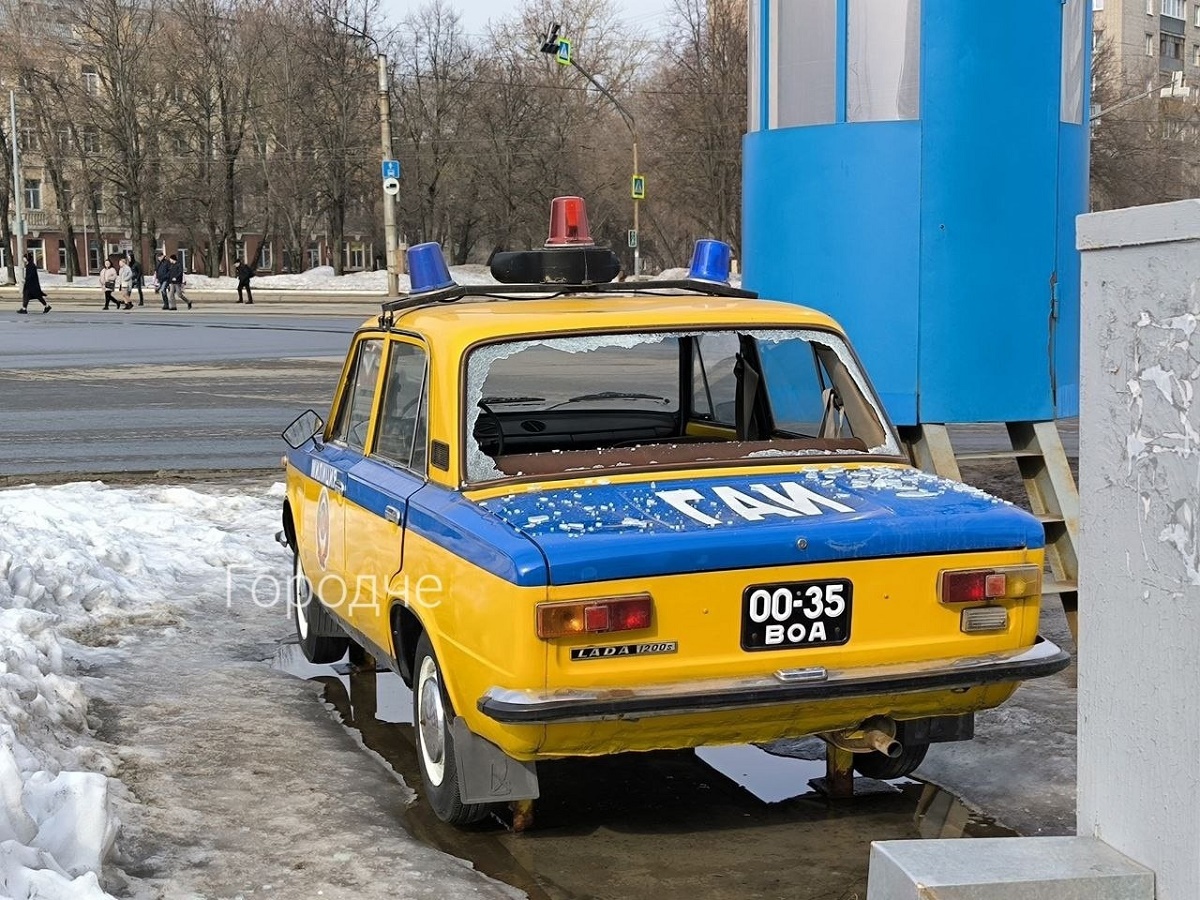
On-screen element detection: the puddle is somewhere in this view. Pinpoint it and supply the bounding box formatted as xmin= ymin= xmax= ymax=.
xmin=272 ymin=638 xmax=1015 ymax=900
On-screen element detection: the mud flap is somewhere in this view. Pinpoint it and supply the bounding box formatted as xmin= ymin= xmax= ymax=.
xmin=451 ymin=717 xmax=539 ymax=804
xmin=309 ymin=596 xmax=348 ymax=638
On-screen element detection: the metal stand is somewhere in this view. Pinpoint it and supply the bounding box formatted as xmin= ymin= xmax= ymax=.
xmin=899 ymin=421 xmax=1079 ymax=644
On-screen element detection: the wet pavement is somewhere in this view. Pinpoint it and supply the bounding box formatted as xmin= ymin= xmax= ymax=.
xmin=273 ymin=641 xmax=1014 ymax=900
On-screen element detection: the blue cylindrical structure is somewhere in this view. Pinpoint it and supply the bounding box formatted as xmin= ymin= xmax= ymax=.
xmin=689 ymin=239 xmax=734 ymax=284
xmin=742 ymin=0 xmax=1088 ymax=425
xmin=407 ymin=242 xmax=455 ymax=293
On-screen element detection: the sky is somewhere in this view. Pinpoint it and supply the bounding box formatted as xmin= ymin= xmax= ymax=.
xmin=376 ymin=0 xmax=674 ymax=40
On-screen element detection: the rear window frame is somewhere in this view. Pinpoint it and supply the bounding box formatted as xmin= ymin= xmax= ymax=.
xmin=457 ymin=325 xmax=905 ymax=488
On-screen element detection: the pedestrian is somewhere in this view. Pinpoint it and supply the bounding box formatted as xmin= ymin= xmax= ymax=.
xmin=17 ymin=251 xmax=50 ymax=314
xmin=235 ymin=257 xmax=254 ymax=304
xmin=154 ymin=252 xmax=171 ymax=309
xmin=167 ymin=253 xmax=191 ymax=310
xmin=128 ymin=253 xmax=145 ymax=306
xmin=117 ymin=257 xmax=134 ymax=308
xmin=100 ymin=258 xmax=119 ymax=310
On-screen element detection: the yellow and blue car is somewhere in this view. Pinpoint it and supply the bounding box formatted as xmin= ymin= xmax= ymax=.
xmin=279 ymin=197 xmax=1069 ymax=826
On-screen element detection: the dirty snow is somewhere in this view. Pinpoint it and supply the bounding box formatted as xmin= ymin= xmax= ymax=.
xmin=0 ymin=482 xmax=520 ymax=899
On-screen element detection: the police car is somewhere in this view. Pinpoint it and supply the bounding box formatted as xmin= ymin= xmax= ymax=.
xmin=279 ymin=196 xmax=1070 ymax=826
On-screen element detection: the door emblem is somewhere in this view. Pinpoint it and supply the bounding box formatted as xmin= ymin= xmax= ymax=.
xmin=316 ymin=487 xmax=331 ymax=570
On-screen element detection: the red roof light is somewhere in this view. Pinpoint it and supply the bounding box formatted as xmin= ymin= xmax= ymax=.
xmin=546 ymin=196 xmax=594 ymax=246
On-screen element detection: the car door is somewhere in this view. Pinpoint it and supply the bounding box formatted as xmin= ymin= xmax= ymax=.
xmin=342 ymin=337 xmax=430 ymax=652
xmin=311 ymin=335 xmax=385 ymax=612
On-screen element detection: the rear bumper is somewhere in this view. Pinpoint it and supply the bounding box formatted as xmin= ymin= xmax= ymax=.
xmin=477 ymin=636 xmax=1070 ymax=725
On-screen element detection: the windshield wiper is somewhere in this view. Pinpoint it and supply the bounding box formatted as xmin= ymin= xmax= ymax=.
xmin=553 ymin=391 xmax=670 ymax=407
xmin=479 ymin=395 xmax=546 ymax=405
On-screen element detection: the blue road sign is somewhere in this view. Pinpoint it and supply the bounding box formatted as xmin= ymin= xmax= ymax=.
xmin=382 ymin=159 xmax=401 ymax=180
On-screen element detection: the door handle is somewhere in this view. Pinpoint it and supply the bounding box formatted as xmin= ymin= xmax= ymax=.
xmin=384 ymin=505 xmax=402 ymax=525
xmin=333 ymin=478 xmax=346 ymax=494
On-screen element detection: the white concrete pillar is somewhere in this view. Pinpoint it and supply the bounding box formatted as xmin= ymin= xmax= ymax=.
xmin=1076 ymin=199 xmax=1200 ymax=900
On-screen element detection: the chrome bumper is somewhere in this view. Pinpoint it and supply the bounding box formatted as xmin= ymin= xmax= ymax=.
xmin=477 ymin=637 xmax=1070 ymax=725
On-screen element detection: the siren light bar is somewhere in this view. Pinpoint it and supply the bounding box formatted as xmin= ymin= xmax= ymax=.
xmin=545 ymin=196 xmax=594 ymax=247
xmin=688 ymin=238 xmax=733 ymax=285
xmin=407 ymin=242 xmax=457 ymax=294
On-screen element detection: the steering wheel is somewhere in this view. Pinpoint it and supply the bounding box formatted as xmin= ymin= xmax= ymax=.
xmin=476 ymin=401 xmax=505 ymax=456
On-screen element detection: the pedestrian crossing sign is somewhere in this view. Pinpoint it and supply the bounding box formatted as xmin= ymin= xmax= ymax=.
xmin=556 ymin=38 xmax=571 ymax=65
xmin=631 ymin=175 xmax=646 ymax=200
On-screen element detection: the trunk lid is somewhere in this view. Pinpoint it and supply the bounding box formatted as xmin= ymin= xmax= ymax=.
xmin=476 ymin=464 xmax=1043 ymax=586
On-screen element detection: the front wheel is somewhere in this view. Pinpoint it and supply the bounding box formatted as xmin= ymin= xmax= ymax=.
xmin=290 ymin=552 xmax=349 ymax=664
xmin=413 ymin=634 xmax=489 ymax=825
xmin=852 ymin=741 xmax=929 ymax=780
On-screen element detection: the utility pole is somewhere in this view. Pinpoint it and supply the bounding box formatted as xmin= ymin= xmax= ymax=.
xmin=539 ymin=24 xmax=641 ymax=275
xmin=10 ymin=90 xmax=24 ymax=268
xmin=378 ymin=53 xmax=401 ymax=296
xmin=332 ymin=16 xmax=403 ymax=294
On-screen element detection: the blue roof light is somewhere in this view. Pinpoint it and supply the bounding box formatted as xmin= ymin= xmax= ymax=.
xmin=407 ymin=242 xmax=455 ymax=293
xmin=688 ymin=239 xmax=732 ymax=285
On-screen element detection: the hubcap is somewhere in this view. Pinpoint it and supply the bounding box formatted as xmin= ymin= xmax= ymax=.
xmin=292 ymin=556 xmax=310 ymax=640
xmin=417 ymin=656 xmax=446 ymax=786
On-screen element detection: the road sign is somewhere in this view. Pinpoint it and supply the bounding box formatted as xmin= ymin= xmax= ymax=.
xmin=383 ymin=177 xmax=400 ymax=197
xmin=628 ymin=230 xmax=638 ymax=248
xmin=631 ymin=175 xmax=646 ymax=200
xmin=381 ymin=159 xmax=401 ymax=180
xmin=556 ymin=38 xmax=571 ymax=66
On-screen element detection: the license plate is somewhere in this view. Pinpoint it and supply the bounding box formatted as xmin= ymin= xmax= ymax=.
xmin=740 ymin=579 xmax=852 ymax=651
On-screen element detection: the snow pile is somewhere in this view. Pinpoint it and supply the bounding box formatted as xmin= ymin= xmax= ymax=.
xmin=0 ymin=482 xmax=280 ymax=899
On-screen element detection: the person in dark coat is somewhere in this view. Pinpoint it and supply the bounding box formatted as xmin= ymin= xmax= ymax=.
xmin=128 ymin=253 xmax=145 ymax=306
xmin=167 ymin=253 xmax=190 ymax=310
xmin=235 ymin=258 xmax=254 ymax=304
xmin=18 ymin=251 xmax=50 ymax=314
xmin=154 ymin=252 xmax=171 ymax=309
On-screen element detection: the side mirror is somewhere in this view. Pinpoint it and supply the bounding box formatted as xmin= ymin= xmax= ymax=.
xmin=282 ymin=409 xmax=325 ymax=449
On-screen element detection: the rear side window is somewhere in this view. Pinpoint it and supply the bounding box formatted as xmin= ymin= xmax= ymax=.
xmin=330 ymin=338 xmax=383 ymax=452
xmin=374 ymin=341 xmax=429 ymax=474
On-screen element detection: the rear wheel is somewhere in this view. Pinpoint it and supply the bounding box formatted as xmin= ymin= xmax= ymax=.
xmin=413 ymin=634 xmax=489 ymax=825
xmin=290 ymin=553 xmax=349 ymax=664
xmin=852 ymin=741 xmax=929 ymax=780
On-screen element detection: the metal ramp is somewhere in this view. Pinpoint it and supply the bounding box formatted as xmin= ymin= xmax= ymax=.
xmin=899 ymin=421 xmax=1079 ymax=644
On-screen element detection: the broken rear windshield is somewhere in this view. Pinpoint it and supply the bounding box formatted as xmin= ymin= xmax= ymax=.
xmin=464 ymin=329 xmax=901 ymax=482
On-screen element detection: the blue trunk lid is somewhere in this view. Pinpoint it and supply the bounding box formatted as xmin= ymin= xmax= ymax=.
xmin=478 ymin=465 xmax=1043 ymax=586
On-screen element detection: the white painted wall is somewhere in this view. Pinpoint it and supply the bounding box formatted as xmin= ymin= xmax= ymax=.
xmin=1076 ymin=199 xmax=1200 ymax=900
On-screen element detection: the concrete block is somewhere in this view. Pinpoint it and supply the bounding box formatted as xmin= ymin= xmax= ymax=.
xmin=867 ymin=836 xmax=1154 ymax=900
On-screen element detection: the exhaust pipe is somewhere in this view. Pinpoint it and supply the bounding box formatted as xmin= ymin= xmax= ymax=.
xmin=821 ymin=715 xmax=903 ymax=757
xmin=864 ymin=728 xmax=902 ymax=758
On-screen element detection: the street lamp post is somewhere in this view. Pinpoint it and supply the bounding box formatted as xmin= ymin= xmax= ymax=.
xmin=334 ymin=16 xmax=402 ymax=296
xmin=10 ymin=90 xmax=24 ymax=268
xmin=377 ymin=53 xmax=400 ymax=296
xmin=539 ymin=25 xmax=641 ymax=275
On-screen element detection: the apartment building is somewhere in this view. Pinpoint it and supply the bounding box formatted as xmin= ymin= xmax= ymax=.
xmin=1093 ymin=0 xmax=1200 ymax=90
xmin=1091 ymin=0 xmax=1200 ymax=205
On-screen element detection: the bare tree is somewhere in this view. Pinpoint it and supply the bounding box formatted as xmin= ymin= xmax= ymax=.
xmin=71 ymin=0 xmax=163 ymax=258
xmin=1091 ymin=35 xmax=1200 ymax=210
xmin=161 ymin=0 xmax=270 ymax=274
xmin=390 ymin=0 xmax=477 ymax=260
xmin=640 ymin=0 xmax=744 ymax=264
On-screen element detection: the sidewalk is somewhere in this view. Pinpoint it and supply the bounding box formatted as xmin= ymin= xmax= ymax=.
xmin=3 ymin=287 xmax=384 ymax=317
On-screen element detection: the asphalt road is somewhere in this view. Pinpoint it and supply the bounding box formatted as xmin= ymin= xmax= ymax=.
xmin=0 ymin=302 xmax=1079 ymax=478
xmin=0 ymin=309 xmax=362 ymax=477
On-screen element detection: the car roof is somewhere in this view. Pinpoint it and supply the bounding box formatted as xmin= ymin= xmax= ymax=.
xmin=367 ymin=293 xmax=844 ymax=352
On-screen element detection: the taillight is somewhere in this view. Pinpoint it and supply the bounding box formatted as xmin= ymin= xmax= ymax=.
xmin=536 ymin=594 xmax=653 ymax=639
xmin=939 ymin=565 xmax=1041 ymax=604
